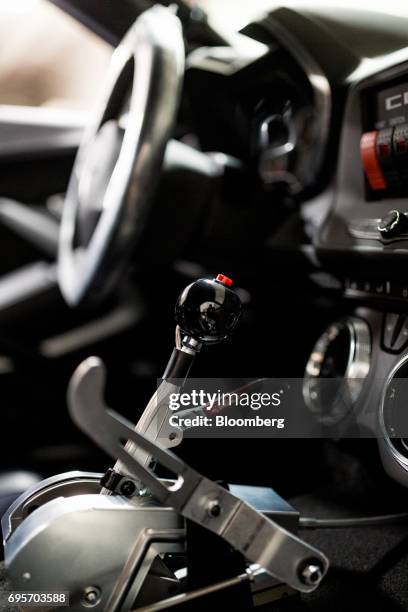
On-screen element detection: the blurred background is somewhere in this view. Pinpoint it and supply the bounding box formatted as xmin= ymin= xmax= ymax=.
xmin=4 ymin=0 xmax=408 ymax=112
xmin=0 ymin=0 xmax=111 ymax=110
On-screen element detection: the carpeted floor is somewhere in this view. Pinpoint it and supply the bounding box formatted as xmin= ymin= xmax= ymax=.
xmin=0 ymin=563 xmax=21 ymax=612
xmin=268 ymin=496 xmax=408 ymax=611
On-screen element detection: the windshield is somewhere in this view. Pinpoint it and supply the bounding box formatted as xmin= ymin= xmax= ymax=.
xmin=0 ymin=0 xmax=111 ymax=109
xmin=194 ymin=0 xmax=408 ymax=31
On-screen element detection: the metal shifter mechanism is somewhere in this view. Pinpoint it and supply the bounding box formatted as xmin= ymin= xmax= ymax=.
xmin=106 ymin=274 xmax=243 ymax=492
xmin=2 ymin=276 xmax=328 ymax=611
xmin=69 ymin=356 xmax=328 ymax=594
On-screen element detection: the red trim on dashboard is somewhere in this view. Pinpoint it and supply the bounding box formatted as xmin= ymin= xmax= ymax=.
xmin=360 ymin=131 xmax=387 ymax=191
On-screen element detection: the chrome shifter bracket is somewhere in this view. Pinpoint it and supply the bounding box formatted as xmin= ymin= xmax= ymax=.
xmin=68 ymin=356 xmax=329 ymax=594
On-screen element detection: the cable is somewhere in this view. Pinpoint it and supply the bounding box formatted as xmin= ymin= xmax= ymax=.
xmin=299 ymin=512 xmax=408 ymax=529
xmin=131 ymin=568 xmax=260 ymax=612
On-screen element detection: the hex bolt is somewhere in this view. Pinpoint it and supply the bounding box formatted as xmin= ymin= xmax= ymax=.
xmin=81 ymin=586 xmax=101 ymax=607
xmin=207 ymin=499 xmax=222 ymax=518
xmin=298 ymin=560 xmax=324 ymax=586
xmin=120 ymin=480 xmax=136 ymax=497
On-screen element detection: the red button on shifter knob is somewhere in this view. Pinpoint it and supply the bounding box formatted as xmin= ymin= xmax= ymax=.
xmin=215 ymin=273 xmax=233 ymax=287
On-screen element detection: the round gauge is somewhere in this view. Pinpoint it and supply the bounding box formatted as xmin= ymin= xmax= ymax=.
xmin=380 ymin=355 xmax=408 ymax=467
xmin=303 ymin=318 xmax=371 ymax=425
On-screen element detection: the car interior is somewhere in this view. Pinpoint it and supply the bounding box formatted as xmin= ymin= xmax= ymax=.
xmin=1 ymin=0 xmax=408 ymax=610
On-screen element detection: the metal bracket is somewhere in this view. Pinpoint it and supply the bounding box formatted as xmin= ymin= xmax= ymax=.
xmin=68 ymin=357 xmax=329 ymax=593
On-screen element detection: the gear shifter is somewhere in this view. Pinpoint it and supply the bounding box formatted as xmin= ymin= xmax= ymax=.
xmin=2 ymin=274 xmax=329 ymax=612
xmin=165 ymin=273 xmax=242 ymax=378
xmin=102 ymin=274 xmax=243 ymax=494
xmin=176 ymin=274 xmax=241 ymax=344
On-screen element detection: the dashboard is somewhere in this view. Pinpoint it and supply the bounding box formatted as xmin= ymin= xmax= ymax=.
xmin=185 ymin=4 xmax=408 ymax=488
xmin=186 ymin=22 xmax=330 ymax=198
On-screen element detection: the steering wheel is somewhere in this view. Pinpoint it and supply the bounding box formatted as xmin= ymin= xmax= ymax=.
xmin=58 ymin=6 xmax=184 ymax=306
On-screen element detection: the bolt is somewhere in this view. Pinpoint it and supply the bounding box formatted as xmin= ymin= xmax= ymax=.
xmin=120 ymin=480 xmax=136 ymax=497
xmin=81 ymin=586 xmax=101 ymax=608
xmin=299 ymin=560 xmax=323 ymax=587
xmin=85 ymin=592 xmax=97 ymax=604
xmin=207 ymin=499 xmax=222 ymax=518
xmin=22 ymin=572 xmax=31 ymax=582
xmin=169 ymin=432 xmax=177 ymax=441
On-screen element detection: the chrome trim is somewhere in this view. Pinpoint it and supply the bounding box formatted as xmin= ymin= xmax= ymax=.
xmin=303 ymin=317 xmax=371 ymax=425
xmin=379 ymin=352 xmax=408 ymax=471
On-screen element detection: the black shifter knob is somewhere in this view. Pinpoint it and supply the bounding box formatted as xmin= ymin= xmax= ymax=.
xmin=175 ymin=274 xmax=242 ymax=344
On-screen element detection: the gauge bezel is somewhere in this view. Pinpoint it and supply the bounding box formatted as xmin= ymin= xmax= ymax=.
xmin=303 ymin=317 xmax=371 ymax=425
xmin=379 ymin=352 xmax=408 ymax=470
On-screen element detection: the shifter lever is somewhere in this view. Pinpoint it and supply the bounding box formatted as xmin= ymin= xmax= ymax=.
xmin=164 ymin=273 xmax=242 ymax=377
xmin=103 ymin=274 xmax=242 ymax=494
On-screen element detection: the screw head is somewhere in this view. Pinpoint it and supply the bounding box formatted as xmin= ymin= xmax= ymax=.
xmin=299 ymin=561 xmax=323 ymax=586
xmin=81 ymin=586 xmax=101 ymax=608
xmin=207 ymin=499 xmax=222 ymax=518
xmin=120 ymin=480 xmax=136 ymax=497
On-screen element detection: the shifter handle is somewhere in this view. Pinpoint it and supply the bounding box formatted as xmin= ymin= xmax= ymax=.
xmin=175 ymin=273 xmax=242 ymax=346
xmin=163 ymin=274 xmax=242 ymax=381
xmin=103 ymin=274 xmax=242 ymax=492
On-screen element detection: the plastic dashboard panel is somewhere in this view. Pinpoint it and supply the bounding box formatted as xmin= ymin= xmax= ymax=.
xmin=317 ymin=55 xmax=408 ymax=273
xmin=0 ymin=106 xmax=86 ymax=160
xmin=240 ymin=7 xmax=408 ymax=488
xmin=306 ymin=45 xmax=408 ymax=486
